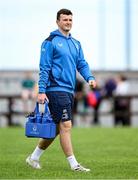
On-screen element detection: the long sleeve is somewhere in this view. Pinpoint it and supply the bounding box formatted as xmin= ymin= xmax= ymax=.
xmin=77 ymin=44 xmax=95 ymax=82
xmin=38 ymin=40 xmax=53 ymax=93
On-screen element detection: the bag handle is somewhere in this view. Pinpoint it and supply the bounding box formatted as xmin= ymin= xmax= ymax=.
xmin=34 ymin=101 xmax=50 ymax=114
xmin=44 ymin=102 xmax=49 ymax=113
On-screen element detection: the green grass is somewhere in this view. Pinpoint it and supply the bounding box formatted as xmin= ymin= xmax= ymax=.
xmin=0 ymin=127 xmax=138 ymax=179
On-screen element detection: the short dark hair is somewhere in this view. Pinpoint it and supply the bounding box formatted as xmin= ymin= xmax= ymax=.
xmin=57 ymin=9 xmax=73 ymax=20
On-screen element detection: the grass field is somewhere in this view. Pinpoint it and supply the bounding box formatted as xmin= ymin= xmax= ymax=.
xmin=0 ymin=127 xmax=138 ymax=179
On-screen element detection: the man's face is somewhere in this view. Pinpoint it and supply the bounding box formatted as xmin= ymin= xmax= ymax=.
xmin=57 ymin=14 xmax=72 ymax=32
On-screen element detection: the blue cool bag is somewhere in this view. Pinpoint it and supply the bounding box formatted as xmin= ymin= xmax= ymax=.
xmin=25 ymin=102 xmax=56 ymax=138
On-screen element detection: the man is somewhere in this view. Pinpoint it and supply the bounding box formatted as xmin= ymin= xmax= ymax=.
xmin=26 ymin=8 xmax=96 ymax=172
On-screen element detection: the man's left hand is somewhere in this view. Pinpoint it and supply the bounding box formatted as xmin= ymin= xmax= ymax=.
xmin=88 ymin=80 xmax=97 ymax=89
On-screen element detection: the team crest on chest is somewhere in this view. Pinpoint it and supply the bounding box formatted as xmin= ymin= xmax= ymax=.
xmin=58 ymin=42 xmax=63 ymax=47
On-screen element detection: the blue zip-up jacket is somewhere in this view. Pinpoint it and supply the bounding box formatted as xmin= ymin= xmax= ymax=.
xmin=38 ymin=29 xmax=95 ymax=94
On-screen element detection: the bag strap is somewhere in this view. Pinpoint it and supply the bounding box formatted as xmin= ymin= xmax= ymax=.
xmin=34 ymin=101 xmax=50 ymax=114
xmin=44 ymin=101 xmax=51 ymax=115
xmin=34 ymin=102 xmax=39 ymax=113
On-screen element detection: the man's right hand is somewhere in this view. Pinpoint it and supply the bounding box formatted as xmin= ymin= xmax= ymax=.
xmin=37 ymin=93 xmax=49 ymax=104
